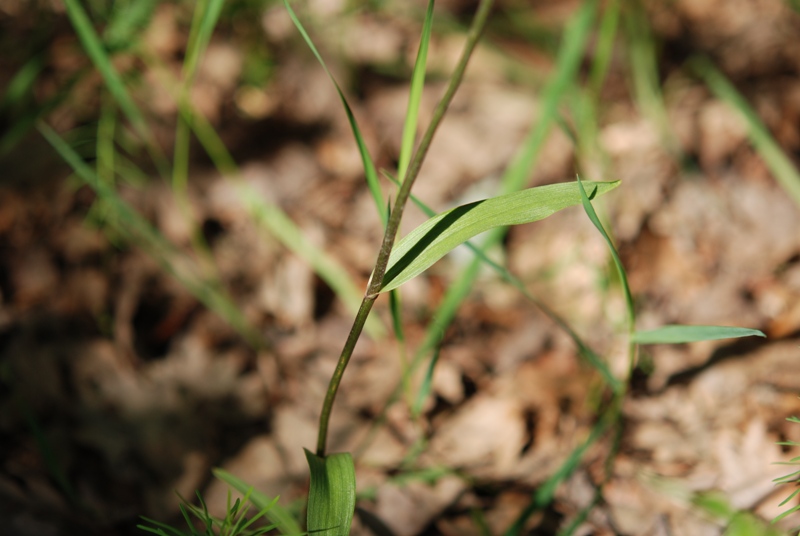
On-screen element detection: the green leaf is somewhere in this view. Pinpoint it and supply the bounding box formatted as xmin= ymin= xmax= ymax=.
xmin=397 ymin=0 xmax=434 ymax=183
xmin=212 ymin=468 xmax=302 ymax=535
xmin=305 ymin=450 xmax=356 ymax=536
xmin=39 ymin=122 xmax=265 ymax=349
xmin=577 ymin=176 xmax=634 ymax=332
xmin=632 ymin=325 xmax=766 ymax=345
xmin=62 ymin=0 xmax=169 ymax=176
xmin=379 ymin=180 xmax=620 ymax=293
xmin=690 ymin=55 xmax=800 ymax=210
xmin=284 ymin=0 xmax=385 ymax=224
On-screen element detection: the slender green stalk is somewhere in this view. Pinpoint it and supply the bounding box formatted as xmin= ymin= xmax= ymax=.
xmin=315 ymin=0 xmax=495 ymax=457
xmin=365 ymin=0 xmax=494 ymax=299
xmin=316 ymin=297 xmax=376 ymax=455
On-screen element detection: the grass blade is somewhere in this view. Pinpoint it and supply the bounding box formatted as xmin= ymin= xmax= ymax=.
xmin=284 ymin=0 xmax=386 ymax=224
xmin=504 ymin=409 xmax=612 ymax=535
xmin=380 ymin=180 xmax=620 ymax=292
xmin=304 ymin=450 xmax=356 ymax=536
xmin=141 ymin=54 xmax=382 ymax=337
xmin=183 ymin=0 xmax=226 ymax=81
xmin=212 ymin=468 xmax=302 ymax=535
xmin=499 ymin=0 xmax=598 ymax=196
xmin=632 ymin=325 xmax=766 ymax=345
xmin=577 ymin=176 xmax=634 ymax=332
xmin=39 ymin=122 xmax=264 ymax=348
xmin=690 ymin=55 xmax=800 ymax=208
xmin=589 ymin=0 xmax=620 ymax=95
xmin=62 ymin=0 xmax=169 ymax=176
xmin=103 ymin=0 xmax=159 ymax=52
xmin=397 ymin=0 xmax=435 ymax=183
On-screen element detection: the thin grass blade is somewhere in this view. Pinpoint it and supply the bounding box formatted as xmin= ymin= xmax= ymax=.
xmin=690 ymin=55 xmax=800 ymax=208
xmin=183 ymin=0 xmax=226 ymax=81
xmin=304 ymin=449 xmax=356 ymax=536
xmin=577 ymin=176 xmax=634 ymax=331
xmin=380 ymin=180 xmax=620 ymax=293
xmin=0 ymin=55 xmax=44 ymax=113
xmin=39 ymin=123 xmax=263 ymax=348
xmin=212 ymin=468 xmax=302 ymax=535
xmin=589 ymin=0 xmax=620 ymax=95
xmin=412 ymin=348 xmax=440 ymax=418
xmin=62 ymin=0 xmax=168 ymax=176
xmin=137 ymin=518 xmax=184 ymax=536
xmin=397 ymin=0 xmax=435 ymax=183
xmin=284 ymin=0 xmax=386 ymax=224
xmin=142 ymin=55 xmax=382 ymax=337
xmin=632 ymin=325 xmax=766 ymax=345
xmin=505 ymin=410 xmax=612 ymax=536
xmin=103 ymin=0 xmax=159 ymax=52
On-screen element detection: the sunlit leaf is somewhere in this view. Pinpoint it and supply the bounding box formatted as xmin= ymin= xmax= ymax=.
xmin=305 ymin=450 xmax=356 ymax=536
xmin=632 ymin=325 xmax=765 ymax=345
xmin=378 ymin=180 xmax=620 ymax=293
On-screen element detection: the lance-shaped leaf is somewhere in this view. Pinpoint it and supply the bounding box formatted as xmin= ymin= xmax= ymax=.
xmin=632 ymin=325 xmax=765 ymax=345
xmin=305 ymin=449 xmax=356 ymax=536
xmin=379 ymin=180 xmax=620 ymax=293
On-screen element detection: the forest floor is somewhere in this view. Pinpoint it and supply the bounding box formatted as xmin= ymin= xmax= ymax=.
xmin=2 ymin=1 xmax=800 ymax=535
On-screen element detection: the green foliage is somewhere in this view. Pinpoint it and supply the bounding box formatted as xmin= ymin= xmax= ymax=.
xmin=692 ymin=491 xmax=785 ymax=536
xmin=690 ymin=55 xmax=800 ymax=209
xmin=284 ymin=0 xmax=385 ymax=224
xmin=304 ymin=450 xmax=356 ymax=536
xmin=397 ymin=0 xmax=435 ymax=184
xmin=138 ymin=489 xmax=279 ymax=536
xmin=633 ymin=325 xmax=766 ymax=344
xmin=380 ymin=180 xmax=620 ymax=293
xmin=62 ymin=0 xmax=169 ymax=176
xmin=213 ymin=469 xmax=302 ymax=534
xmin=773 ymin=416 xmax=800 ymax=531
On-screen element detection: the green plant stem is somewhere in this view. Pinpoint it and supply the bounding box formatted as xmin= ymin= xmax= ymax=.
xmin=316 ymin=0 xmax=495 ymax=457
xmin=365 ymin=0 xmax=494 ymax=299
xmin=316 ymin=296 xmax=376 ymax=456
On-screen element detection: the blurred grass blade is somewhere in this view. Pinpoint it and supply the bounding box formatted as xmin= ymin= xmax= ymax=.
xmin=589 ymin=0 xmax=620 ymax=95
xmin=0 ymin=55 xmax=43 ymax=113
xmin=622 ymin=2 xmax=676 ymax=154
xmin=103 ymin=0 xmax=158 ymax=52
xmin=499 ymin=0 xmax=597 ymax=196
xmin=63 ymin=0 xmax=169 ymax=176
xmin=632 ymin=325 xmax=765 ymax=344
xmin=284 ymin=0 xmax=386 ymax=224
xmin=577 ymin=177 xmax=633 ymax=332
xmin=18 ymin=400 xmax=79 ymax=508
xmin=397 ymin=0 xmax=435 ymax=183
xmin=304 ymin=449 xmax=356 ymax=536
xmin=213 ymin=468 xmax=302 ymax=534
xmin=236 ymin=178 xmax=384 ymax=338
xmin=381 ymin=180 xmax=620 ymax=293
xmin=171 ymin=0 xmax=227 ymax=279
xmin=412 ymin=348 xmax=440 ymax=418
xmin=690 ymin=55 xmax=800 ymax=208
xmin=142 ymin=53 xmax=382 ymax=337
xmin=39 ymin=122 xmax=264 ymax=348
xmin=183 ymin=0 xmax=226 ymax=80
xmin=505 ymin=409 xmax=612 ymax=536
